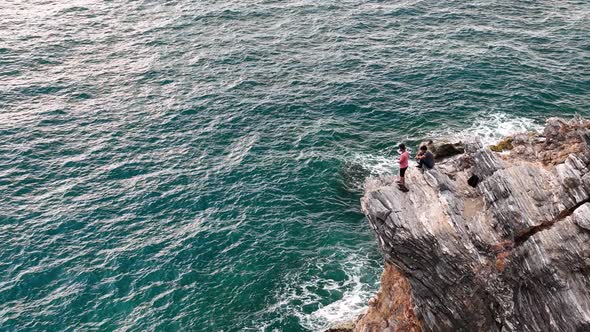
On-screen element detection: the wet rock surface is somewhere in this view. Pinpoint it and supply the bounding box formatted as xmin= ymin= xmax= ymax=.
xmin=358 ymin=118 xmax=590 ymax=331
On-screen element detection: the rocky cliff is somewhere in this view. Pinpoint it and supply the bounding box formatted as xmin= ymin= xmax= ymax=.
xmin=357 ymin=117 xmax=590 ymax=331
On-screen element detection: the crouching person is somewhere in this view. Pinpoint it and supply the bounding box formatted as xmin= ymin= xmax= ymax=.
xmin=416 ymin=145 xmax=435 ymax=169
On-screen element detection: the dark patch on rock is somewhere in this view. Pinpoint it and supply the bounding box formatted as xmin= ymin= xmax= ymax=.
xmin=467 ymin=174 xmax=479 ymax=188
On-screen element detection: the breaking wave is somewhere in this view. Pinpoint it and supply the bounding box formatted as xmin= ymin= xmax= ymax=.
xmin=443 ymin=112 xmax=544 ymax=146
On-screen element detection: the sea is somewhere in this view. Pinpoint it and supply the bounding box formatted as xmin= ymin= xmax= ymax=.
xmin=1 ymin=0 xmax=589 ymax=331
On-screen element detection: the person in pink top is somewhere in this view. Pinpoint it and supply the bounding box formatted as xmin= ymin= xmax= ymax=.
xmin=397 ymin=143 xmax=409 ymax=186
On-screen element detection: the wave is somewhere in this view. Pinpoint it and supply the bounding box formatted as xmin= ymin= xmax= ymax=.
xmin=439 ymin=112 xmax=544 ymax=147
xmin=261 ymin=252 xmax=380 ymax=332
xmin=340 ymin=153 xmax=398 ymax=191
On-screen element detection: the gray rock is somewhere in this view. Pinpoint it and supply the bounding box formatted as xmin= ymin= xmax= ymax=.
xmin=573 ymin=203 xmax=590 ymax=231
xmin=360 ymin=118 xmax=590 ymax=332
xmin=419 ymin=140 xmax=465 ymax=160
xmin=326 ymin=321 xmax=356 ymax=332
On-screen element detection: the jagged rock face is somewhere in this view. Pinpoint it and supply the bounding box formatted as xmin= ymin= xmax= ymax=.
xmin=360 ymin=118 xmax=590 ymax=332
xmin=354 ymin=263 xmax=421 ymax=332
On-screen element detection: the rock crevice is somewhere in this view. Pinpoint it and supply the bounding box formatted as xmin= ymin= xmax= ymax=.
xmin=513 ymin=195 xmax=590 ymax=248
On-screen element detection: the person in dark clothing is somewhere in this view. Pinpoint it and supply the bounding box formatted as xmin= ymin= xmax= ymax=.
xmin=416 ymin=145 xmax=435 ymax=169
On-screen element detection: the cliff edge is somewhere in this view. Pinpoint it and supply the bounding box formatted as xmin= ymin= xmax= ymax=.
xmin=357 ymin=117 xmax=590 ymax=331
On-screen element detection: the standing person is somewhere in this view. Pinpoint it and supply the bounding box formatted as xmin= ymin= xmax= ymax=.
xmin=416 ymin=145 xmax=435 ymax=169
xmin=397 ymin=143 xmax=409 ymax=186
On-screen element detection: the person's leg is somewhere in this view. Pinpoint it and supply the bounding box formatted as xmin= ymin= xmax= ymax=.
xmin=398 ymin=167 xmax=407 ymax=185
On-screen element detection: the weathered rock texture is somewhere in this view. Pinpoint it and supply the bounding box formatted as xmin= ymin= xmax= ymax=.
xmin=354 ymin=263 xmax=422 ymax=332
xmin=359 ymin=117 xmax=590 ymax=331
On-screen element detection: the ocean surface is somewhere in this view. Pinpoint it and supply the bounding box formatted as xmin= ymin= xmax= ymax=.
xmin=1 ymin=0 xmax=589 ymax=331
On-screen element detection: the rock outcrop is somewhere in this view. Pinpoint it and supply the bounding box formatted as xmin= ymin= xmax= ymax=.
xmin=354 ymin=263 xmax=422 ymax=332
xmin=358 ymin=117 xmax=590 ymax=331
xmin=418 ymin=140 xmax=465 ymax=160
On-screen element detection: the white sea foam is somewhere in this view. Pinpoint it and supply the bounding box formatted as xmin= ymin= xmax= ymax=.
xmin=341 ymin=152 xmax=398 ymax=191
xmin=349 ymin=153 xmax=398 ymax=176
xmin=302 ymin=277 xmax=367 ymax=329
xmin=441 ymin=112 xmax=544 ymax=147
xmin=264 ymin=253 xmax=379 ymax=332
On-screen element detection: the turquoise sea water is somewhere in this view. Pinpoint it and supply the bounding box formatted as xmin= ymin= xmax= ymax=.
xmin=1 ymin=1 xmax=589 ymax=331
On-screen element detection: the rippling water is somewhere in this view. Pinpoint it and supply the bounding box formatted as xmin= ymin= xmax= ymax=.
xmin=1 ymin=0 xmax=589 ymax=331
